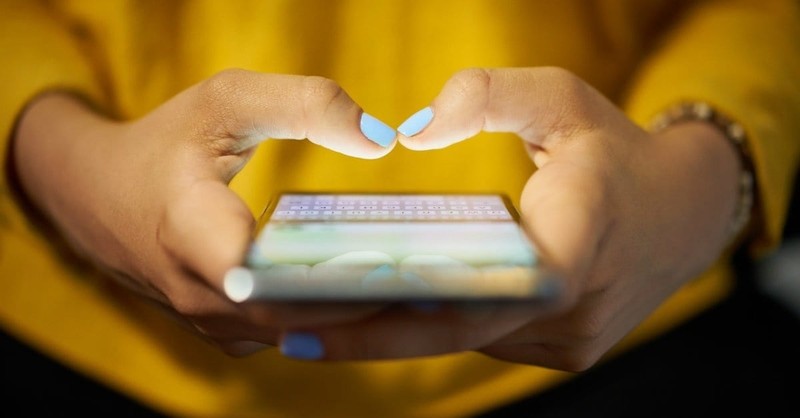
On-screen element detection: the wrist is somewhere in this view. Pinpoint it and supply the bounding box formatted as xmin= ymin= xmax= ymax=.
xmin=649 ymin=102 xmax=755 ymax=250
xmin=12 ymin=92 xmax=118 ymax=248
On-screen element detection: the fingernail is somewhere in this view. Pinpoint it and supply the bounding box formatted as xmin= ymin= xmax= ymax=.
xmin=360 ymin=112 xmax=396 ymax=147
xmin=398 ymin=106 xmax=434 ymax=137
xmin=536 ymin=274 xmax=565 ymax=300
xmin=401 ymin=271 xmax=432 ymax=289
xmin=223 ymin=267 xmax=255 ymax=303
xmin=280 ymin=332 xmax=324 ymax=360
xmin=362 ymin=264 xmax=396 ymax=284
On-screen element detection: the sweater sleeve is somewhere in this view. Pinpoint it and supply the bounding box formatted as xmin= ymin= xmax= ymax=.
xmin=622 ymin=0 xmax=800 ymax=256
xmin=1 ymin=0 xmax=103 ymax=230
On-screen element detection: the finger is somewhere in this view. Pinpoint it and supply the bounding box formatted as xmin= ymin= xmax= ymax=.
xmin=478 ymin=296 xmax=617 ymax=371
xmin=188 ymin=310 xmax=280 ymax=342
xmin=278 ymin=302 xmax=544 ymax=361
xmin=144 ymin=276 xmax=273 ymax=350
xmin=159 ymin=179 xmax=254 ymax=290
xmin=157 ymin=182 xmax=289 ymax=341
xmin=517 ymin=162 xmax=610 ymax=302
xmin=219 ymin=340 xmax=274 ymax=358
xmin=398 ymin=67 xmax=608 ymax=151
xmin=398 ymin=67 xmax=613 ymax=296
xmin=188 ymin=69 xmax=396 ymax=162
xmin=243 ymin=302 xmax=389 ymax=329
xmin=478 ymin=343 xmax=571 ymax=370
xmin=159 ymin=184 xmax=390 ymax=328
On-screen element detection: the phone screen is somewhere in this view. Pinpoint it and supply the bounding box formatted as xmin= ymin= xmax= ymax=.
xmin=225 ymin=192 xmax=557 ymax=302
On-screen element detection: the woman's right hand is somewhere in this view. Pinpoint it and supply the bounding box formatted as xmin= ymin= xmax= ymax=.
xmin=12 ymin=69 xmax=396 ymax=356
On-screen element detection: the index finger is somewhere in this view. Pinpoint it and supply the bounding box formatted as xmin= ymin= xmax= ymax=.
xmin=186 ymin=69 xmax=397 ymax=161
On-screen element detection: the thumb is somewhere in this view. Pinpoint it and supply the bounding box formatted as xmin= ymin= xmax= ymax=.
xmin=398 ymin=67 xmax=607 ymax=151
xmin=398 ymin=67 xmax=615 ymax=296
xmin=183 ymin=69 xmax=397 ymax=165
xmin=159 ymin=180 xmax=255 ymax=290
xmin=518 ymin=161 xmax=609 ymax=299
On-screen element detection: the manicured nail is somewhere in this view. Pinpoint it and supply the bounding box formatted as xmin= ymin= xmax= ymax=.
xmin=280 ymin=332 xmax=324 ymax=360
xmin=223 ymin=267 xmax=255 ymax=303
xmin=536 ymin=274 xmax=565 ymax=300
xmin=360 ymin=112 xmax=396 ymax=147
xmin=398 ymin=106 xmax=434 ymax=137
xmin=400 ymin=271 xmax=432 ymax=289
xmin=362 ymin=264 xmax=396 ymax=284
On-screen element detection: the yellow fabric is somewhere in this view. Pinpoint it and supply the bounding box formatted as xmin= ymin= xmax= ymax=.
xmin=1 ymin=0 xmax=798 ymax=417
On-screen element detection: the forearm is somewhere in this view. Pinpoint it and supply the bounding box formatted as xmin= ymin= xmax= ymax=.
xmin=12 ymin=93 xmax=120 ymax=258
xmin=0 ymin=1 xmax=104 ymax=217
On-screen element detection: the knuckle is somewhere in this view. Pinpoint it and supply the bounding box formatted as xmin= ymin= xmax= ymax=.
xmin=195 ymin=68 xmax=253 ymax=137
xmin=537 ymin=66 xmax=595 ymax=112
xmin=554 ymin=345 xmax=604 ymax=372
xmin=200 ymin=68 xmax=250 ymax=102
xmin=533 ymin=66 xmax=599 ymax=138
xmin=448 ymin=67 xmax=492 ymax=101
xmin=305 ymin=76 xmax=345 ymax=102
xmin=551 ymin=316 xmax=608 ymax=371
xmin=303 ymin=76 xmax=347 ymax=113
xmin=301 ymin=76 xmax=351 ymax=138
xmin=537 ymin=66 xmax=584 ymax=93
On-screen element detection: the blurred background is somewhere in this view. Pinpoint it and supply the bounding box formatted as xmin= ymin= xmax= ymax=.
xmin=756 ymin=168 xmax=800 ymax=318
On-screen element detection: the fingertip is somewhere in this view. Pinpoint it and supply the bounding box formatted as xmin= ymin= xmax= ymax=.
xmin=397 ymin=135 xmax=430 ymax=151
xmin=396 ymin=106 xmax=439 ymax=151
xmin=280 ymin=332 xmax=325 ymax=360
xmin=397 ymin=130 xmax=449 ymax=151
xmin=397 ymin=96 xmax=483 ymax=151
xmin=223 ymin=266 xmax=255 ymax=303
xmin=223 ymin=340 xmax=272 ymax=357
xmin=361 ymin=140 xmax=398 ymax=159
xmin=360 ymin=112 xmax=396 ymax=148
xmin=397 ymin=106 xmax=434 ymax=137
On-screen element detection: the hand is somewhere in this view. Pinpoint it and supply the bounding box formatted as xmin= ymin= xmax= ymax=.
xmin=275 ymin=67 xmax=742 ymax=371
xmin=12 ymin=69 xmax=397 ymax=356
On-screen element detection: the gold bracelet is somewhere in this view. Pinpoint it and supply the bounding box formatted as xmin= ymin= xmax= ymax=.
xmin=648 ymin=101 xmax=755 ymax=246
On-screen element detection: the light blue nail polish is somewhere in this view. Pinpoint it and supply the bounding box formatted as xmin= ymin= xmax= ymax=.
xmin=536 ymin=275 xmax=565 ymax=300
xmin=362 ymin=264 xmax=396 ymax=285
xmin=401 ymin=271 xmax=432 ymax=289
xmin=280 ymin=332 xmax=324 ymax=360
xmin=397 ymin=106 xmax=434 ymax=137
xmin=360 ymin=113 xmax=396 ymax=147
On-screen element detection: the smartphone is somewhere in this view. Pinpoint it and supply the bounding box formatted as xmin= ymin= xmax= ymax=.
xmin=224 ymin=192 xmax=559 ymax=302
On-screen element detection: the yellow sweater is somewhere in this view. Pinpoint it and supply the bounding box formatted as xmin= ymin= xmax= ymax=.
xmin=1 ymin=1 xmax=799 ymax=417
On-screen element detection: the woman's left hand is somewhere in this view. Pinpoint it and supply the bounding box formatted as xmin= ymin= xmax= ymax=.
xmin=271 ymin=67 xmax=743 ymax=371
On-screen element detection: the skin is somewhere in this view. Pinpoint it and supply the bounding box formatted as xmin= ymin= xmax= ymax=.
xmin=12 ymin=67 xmax=741 ymax=370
